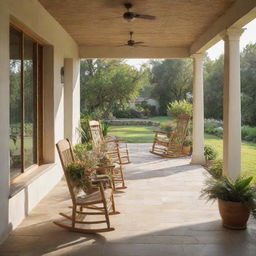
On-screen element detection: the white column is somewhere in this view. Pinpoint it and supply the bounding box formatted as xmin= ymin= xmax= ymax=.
xmin=191 ymin=53 xmax=205 ymax=165
xmin=64 ymin=58 xmax=80 ymax=145
xmin=221 ymin=28 xmax=244 ymax=180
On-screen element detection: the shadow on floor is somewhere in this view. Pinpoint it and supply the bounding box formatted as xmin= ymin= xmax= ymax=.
xmin=1 ymin=219 xmax=255 ymax=256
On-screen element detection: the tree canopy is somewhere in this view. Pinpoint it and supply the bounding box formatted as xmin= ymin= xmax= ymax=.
xmin=80 ymin=59 xmax=148 ymax=118
xmin=150 ymin=59 xmax=193 ymax=115
xmin=80 ymin=43 xmax=256 ymax=125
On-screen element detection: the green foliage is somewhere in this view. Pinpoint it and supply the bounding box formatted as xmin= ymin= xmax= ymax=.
xmin=204 ymin=119 xmax=256 ymax=143
xmin=77 ymin=116 xmax=91 ymax=144
xmin=204 ymin=44 xmax=256 ymax=126
xmin=241 ymin=44 xmax=256 ymax=126
xmin=183 ymin=137 xmax=192 ymax=146
xmin=100 ymin=120 xmax=109 ymax=137
xmin=241 ymin=126 xmax=256 ymax=143
xmin=80 ymin=59 xmax=148 ymax=118
xmin=150 ymin=59 xmax=193 ymax=115
xmin=167 ymin=100 xmax=192 ymax=119
xmin=113 ymin=107 xmax=143 ymax=118
xmin=204 ymin=144 xmax=218 ymax=161
xmin=73 ymin=143 xmax=92 ymax=161
xmin=66 ymin=161 xmax=94 ymax=191
xmin=201 ymin=176 xmax=256 ymax=210
xmin=136 ymin=100 xmax=157 ymax=117
xmin=204 ymin=56 xmax=224 ymax=120
xmin=208 ymin=159 xmax=223 ymax=179
xmin=204 ymin=119 xmax=223 ymax=138
xmin=160 ymin=121 xmax=174 ymax=136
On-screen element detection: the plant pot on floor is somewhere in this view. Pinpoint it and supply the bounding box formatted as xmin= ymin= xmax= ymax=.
xmin=182 ymin=146 xmax=191 ymax=155
xmin=218 ymin=199 xmax=250 ymax=230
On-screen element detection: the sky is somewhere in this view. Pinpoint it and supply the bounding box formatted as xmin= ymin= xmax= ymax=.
xmin=126 ymin=19 xmax=256 ymax=68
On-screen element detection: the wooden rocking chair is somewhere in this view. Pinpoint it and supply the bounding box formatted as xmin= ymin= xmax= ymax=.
xmin=150 ymin=114 xmax=190 ymax=158
xmin=89 ymin=120 xmax=130 ymax=165
xmin=54 ymin=139 xmax=119 ymax=233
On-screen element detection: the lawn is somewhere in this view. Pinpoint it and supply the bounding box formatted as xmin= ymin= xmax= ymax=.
xmin=108 ymin=117 xmax=256 ymax=178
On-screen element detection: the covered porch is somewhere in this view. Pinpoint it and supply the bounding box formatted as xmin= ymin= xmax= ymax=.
xmin=1 ymin=0 xmax=256 ymax=249
xmin=1 ymin=144 xmax=255 ymax=256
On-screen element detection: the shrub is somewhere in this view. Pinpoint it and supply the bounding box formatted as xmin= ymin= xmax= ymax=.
xmin=136 ymin=101 xmax=157 ymax=117
xmin=77 ymin=116 xmax=91 ymax=143
xmin=241 ymin=126 xmax=256 ymax=143
xmin=204 ymin=144 xmax=218 ymax=161
xmin=113 ymin=108 xmax=143 ymax=118
xmin=167 ymin=100 xmax=192 ymax=119
xmin=208 ymin=159 xmax=223 ymax=179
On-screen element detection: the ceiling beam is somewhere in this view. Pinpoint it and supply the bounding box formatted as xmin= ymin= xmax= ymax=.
xmin=190 ymin=0 xmax=256 ymax=54
xmin=79 ymin=46 xmax=189 ymax=59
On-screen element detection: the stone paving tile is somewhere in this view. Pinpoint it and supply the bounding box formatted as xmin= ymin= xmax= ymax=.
xmin=0 ymin=143 xmax=255 ymax=256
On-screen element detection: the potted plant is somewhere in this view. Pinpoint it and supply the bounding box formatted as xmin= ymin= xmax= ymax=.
xmin=66 ymin=161 xmax=96 ymax=194
xmin=182 ymin=137 xmax=192 ymax=155
xmin=201 ymin=175 xmax=256 ymax=230
xmin=204 ymin=144 xmax=217 ymax=165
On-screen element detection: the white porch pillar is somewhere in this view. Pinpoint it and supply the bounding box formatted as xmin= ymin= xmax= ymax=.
xmin=221 ymin=28 xmax=244 ymax=180
xmin=191 ymin=53 xmax=205 ymax=165
xmin=64 ymin=58 xmax=80 ymax=144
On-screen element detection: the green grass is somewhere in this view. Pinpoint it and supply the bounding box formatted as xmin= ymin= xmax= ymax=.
xmin=109 ymin=126 xmax=155 ymax=143
xmin=108 ymin=117 xmax=256 ymax=178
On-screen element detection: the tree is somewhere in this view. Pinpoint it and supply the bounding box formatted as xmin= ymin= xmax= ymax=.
xmin=80 ymin=59 xmax=147 ymax=118
xmin=204 ymin=55 xmax=224 ymax=120
xmin=241 ymin=43 xmax=256 ymax=126
xmin=150 ymin=59 xmax=193 ymax=115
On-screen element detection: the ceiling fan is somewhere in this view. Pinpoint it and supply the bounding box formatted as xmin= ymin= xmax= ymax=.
xmin=120 ymin=32 xmax=147 ymax=47
xmin=123 ymin=3 xmax=156 ymax=21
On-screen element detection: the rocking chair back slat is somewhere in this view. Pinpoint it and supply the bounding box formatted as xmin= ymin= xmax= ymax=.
xmin=89 ymin=121 xmax=104 ymax=148
xmin=56 ymin=139 xmax=80 ymax=203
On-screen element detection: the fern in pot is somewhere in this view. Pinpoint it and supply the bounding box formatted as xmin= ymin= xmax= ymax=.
xmin=201 ymin=175 xmax=256 ymax=229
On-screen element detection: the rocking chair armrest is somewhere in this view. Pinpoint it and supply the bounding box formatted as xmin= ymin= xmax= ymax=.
xmin=107 ymin=150 xmax=119 ymax=154
xmin=92 ymin=176 xmax=111 ymax=185
xmin=105 ymin=139 xmax=119 ymax=144
xmin=92 ymin=176 xmax=113 ymax=190
xmin=96 ymin=164 xmax=115 ymax=170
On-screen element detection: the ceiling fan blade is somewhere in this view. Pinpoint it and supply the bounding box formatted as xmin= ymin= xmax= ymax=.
xmin=134 ymin=45 xmax=149 ymax=47
xmin=117 ymin=44 xmax=129 ymax=47
xmin=134 ymin=13 xmax=156 ymax=20
xmin=134 ymin=41 xmax=145 ymax=45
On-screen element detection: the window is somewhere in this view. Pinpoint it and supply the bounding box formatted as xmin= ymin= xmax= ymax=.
xmin=9 ymin=26 xmax=43 ymax=180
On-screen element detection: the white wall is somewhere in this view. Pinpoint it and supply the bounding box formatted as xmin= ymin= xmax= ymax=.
xmin=0 ymin=0 xmax=80 ymax=243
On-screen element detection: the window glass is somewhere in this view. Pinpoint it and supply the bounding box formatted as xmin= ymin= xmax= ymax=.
xmin=10 ymin=27 xmax=22 ymax=179
xmin=24 ymin=36 xmax=37 ymax=168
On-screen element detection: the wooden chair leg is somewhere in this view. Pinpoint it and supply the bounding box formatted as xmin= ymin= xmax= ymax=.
xmin=72 ymin=205 xmax=76 ymax=228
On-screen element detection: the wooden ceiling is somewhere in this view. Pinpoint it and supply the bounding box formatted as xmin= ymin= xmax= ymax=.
xmin=38 ymin=0 xmax=236 ymax=48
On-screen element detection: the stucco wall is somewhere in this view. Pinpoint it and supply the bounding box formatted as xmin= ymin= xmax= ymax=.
xmin=0 ymin=0 xmax=80 ymax=243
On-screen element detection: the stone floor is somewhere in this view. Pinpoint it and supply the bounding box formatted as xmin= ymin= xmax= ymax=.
xmin=1 ymin=144 xmax=256 ymax=256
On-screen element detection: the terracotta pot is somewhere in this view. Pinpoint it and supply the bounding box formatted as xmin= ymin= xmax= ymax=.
xmin=182 ymin=146 xmax=191 ymax=155
xmin=218 ymin=199 xmax=250 ymax=230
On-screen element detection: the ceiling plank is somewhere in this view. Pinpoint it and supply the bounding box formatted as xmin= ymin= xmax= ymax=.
xmin=190 ymin=0 xmax=256 ymax=54
xmin=79 ymin=46 xmax=189 ymax=59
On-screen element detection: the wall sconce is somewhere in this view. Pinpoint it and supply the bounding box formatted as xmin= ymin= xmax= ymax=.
xmin=60 ymin=66 xmax=64 ymax=84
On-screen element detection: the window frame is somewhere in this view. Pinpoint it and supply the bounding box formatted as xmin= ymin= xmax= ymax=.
xmin=10 ymin=24 xmax=44 ymax=182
